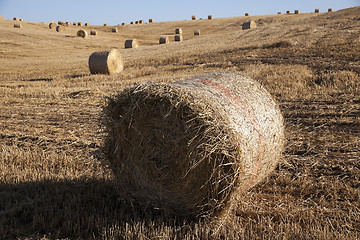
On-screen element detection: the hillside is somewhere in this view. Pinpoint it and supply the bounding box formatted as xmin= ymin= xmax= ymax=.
xmin=0 ymin=7 xmax=359 ymax=239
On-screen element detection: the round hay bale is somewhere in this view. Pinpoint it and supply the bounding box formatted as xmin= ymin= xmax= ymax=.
xmin=56 ymin=25 xmax=65 ymax=32
xmin=192 ymin=15 xmax=196 ymax=20
xmin=174 ymin=34 xmax=183 ymax=42
xmin=65 ymin=22 xmax=71 ymax=26
xmin=208 ymin=15 xmax=213 ymax=20
xmin=294 ymin=10 xmax=299 ymax=14
xmin=315 ymin=9 xmax=320 ymax=13
xmin=49 ymin=22 xmax=57 ymax=29
xmin=112 ymin=27 xmax=118 ymax=33
xmin=78 ymin=22 xmax=83 ymax=26
xmin=130 ymin=21 xmax=134 ymax=25
xmin=104 ymin=23 xmax=108 ymax=26
xmin=242 ymin=21 xmax=256 ymax=30
xmin=14 ymin=23 xmax=22 ymax=28
xmin=139 ymin=20 xmax=144 ymax=24
xmin=286 ymin=10 xmax=291 ymax=14
xmin=85 ymin=23 xmax=90 ymax=26
xmin=194 ymin=29 xmax=200 ymax=35
xmin=13 ymin=17 xmax=19 ymax=21
xmin=149 ymin=18 xmax=154 ymax=23
xmin=73 ymin=22 xmax=77 ymax=26
xmin=245 ymin=13 xmax=249 ymax=16
xmin=90 ymin=30 xmax=98 ymax=36
xmin=159 ymin=36 xmax=169 ymax=44
xmin=277 ymin=12 xmax=281 ymax=14
xmin=328 ymin=8 xmax=333 ymax=13
xmin=122 ymin=22 xmax=126 ymax=26
xmin=88 ymin=49 xmax=123 ymax=75
xmin=77 ymin=29 xmax=88 ymax=38
xmin=103 ymin=72 xmax=285 ymax=218
xmin=19 ymin=19 xmax=24 ymax=21
xmin=125 ymin=39 xmax=139 ymax=49
xmin=175 ymin=28 xmax=182 ymax=34
xmin=58 ymin=21 xmax=63 ymax=25
xmin=135 ymin=21 xmax=139 ymax=24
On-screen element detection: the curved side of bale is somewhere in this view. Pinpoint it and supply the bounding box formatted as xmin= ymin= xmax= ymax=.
xmin=49 ymin=22 xmax=57 ymax=29
xmin=175 ymin=28 xmax=182 ymax=34
xmin=277 ymin=12 xmax=282 ymax=14
xmin=77 ymin=29 xmax=88 ymax=38
xmin=90 ymin=30 xmax=98 ymax=36
xmin=242 ymin=21 xmax=256 ymax=30
xmin=174 ymin=34 xmax=183 ymax=41
xmin=125 ymin=39 xmax=139 ymax=48
xmin=194 ymin=29 xmax=200 ymax=35
xmin=88 ymin=49 xmax=123 ymax=75
xmin=14 ymin=23 xmax=22 ymax=28
xmin=159 ymin=36 xmax=169 ymax=44
xmin=56 ymin=25 xmax=65 ymax=32
xmin=103 ymin=72 xmax=284 ymax=218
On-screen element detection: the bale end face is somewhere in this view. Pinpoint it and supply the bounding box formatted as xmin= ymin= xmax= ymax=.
xmin=56 ymin=25 xmax=65 ymax=32
xmin=90 ymin=30 xmax=98 ymax=36
xmin=328 ymin=8 xmax=333 ymax=13
xmin=245 ymin=13 xmax=249 ymax=16
xmin=242 ymin=21 xmax=256 ymax=30
xmin=315 ymin=9 xmax=320 ymax=13
xmin=102 ymin=72 xmax=284 ymax=218
xmin=88 ymin=49 xmax=124 ymax=75
xmin=49 ymin=22 xmax=57 ymax=29
xmin=294 ymin=10 xmax=299 ymax=14
xmin=149 ymin=19 xmax=154 ymax=23
xmin=125 ymin=39 xmax=139 ymax=49
xmin=77 ymin=29 xmax=88 ymax=38
xmin=208 ymin=15 xmax=213 ymax=20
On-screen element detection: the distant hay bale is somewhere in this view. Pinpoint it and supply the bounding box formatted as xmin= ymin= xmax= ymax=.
xmin=90 ymin=30 xmax=98 ymax=36
xmin=277 ymin=12 xmax=281 ymax=14
xmin=315 ymin=9 xmax=319 ymax=13
xmin=328 ymin=8 xmax=333 ymax=13
xmin=13 ymin=17 xmax=19 ymax=21
xmin=66 ymin=22 xmax=71 ymax=26
xmin=286 ymin=11 xmax=291 ymax=14
xmin=174 ymin=34 xmax=183 ymax=41
xmin=208 ymin=15 xmax=213 ymax=20
xmin=294 ymin=10 xmax=299 ymax=14
xmin=122 ymin=22 xmax=126 ymax=25
xmin=159 ymin=36 xmax=169 ymax=44
xmin=0 ymin=16 xmax=3 ymax=20
xmin=245 ymin=13 xmax=249 ymax=16
xmin=77 ymin=29 xmax=88 ymax=38
xmin=19 ymin=19 xmax=24 ymax=21
xmin=194 ymin=29 xmax=200 ymax=35
xmin=102 ymin=72 xmax=284 ymax=218
xmin=78 ymin=22 xmax=83 ymax=26
xmin=49 ymin=22 xmax=57 ymax=29
xmin=73 ymin=22 xmax=77 ymax=26
xmin=112 ymin=27 xmax=118 ymax=33
xmin=14 ymin=23 xmax=22 ymax=28
xmin=192 ymin=15 xmax=196 ymax=20
xmin=125 ymin=39 xmax=139 ymax=48
xmin=88 ymin=49 xmax=124 ymax=75
xmin=130 ymin=22 xmax=134 ymax=24
xmin=149 ymin=18 xmax=154 ymax=23
xmin=242 ymin=21 xmax=256 ymax=30
xmin=175 ymin=28 xmax=182 ymax=34
xmin=85 ymin=23 xmax=90 ymax=26
xmin=56 ymin=25 xmax=65 ymax=32
xmin=58 ymin=21 xmax=63 ymax=25
xmin=135 ymin=21 xmax=139 ymax=24
xmin=139 ymin=20 xmax=144 ymax=24
xmin=104 ymin=24 xmax=108 ymax=26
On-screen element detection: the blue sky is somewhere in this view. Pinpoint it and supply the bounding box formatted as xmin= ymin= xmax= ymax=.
xmin=0 ymin=0 xmax=358 ymax=25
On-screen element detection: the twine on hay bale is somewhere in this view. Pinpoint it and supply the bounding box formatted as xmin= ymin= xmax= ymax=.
xmin=102 ymin=72 xmax=284 ymax=218
xmin=14 ymin=23 xmax=22 ymax=28
xmin=125 ymin=39 xmax=139 ymax=48
xmin=175 ymin=28 xmax=182 ymax=34
xmin=159 ymin=36 xmax=169 ymax=44
xmin=174 ymin=34 xmax=183 ymax=41
xmin=194 ymin=29 xmax=200 ymax=35
xmin=90 ymin=30 xmax=98 ymax=36
xmin=56 ymin=25 xmax=65 ymax=32
xmin=88 ymin=49 xmax=123 ymax=75
xmin=49 ymin=22 xmax=57 ymax=29
xmin=112 ymin=27 xmax=118 ymax=33
xmin=77 ymin=29 xmax=88 ymax=38
xmin=242 ymin=21 xmax=256 ymax=30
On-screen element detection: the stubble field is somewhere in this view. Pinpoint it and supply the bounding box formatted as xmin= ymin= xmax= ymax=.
xmin=0 ymin=7 xmax=359 ymax=239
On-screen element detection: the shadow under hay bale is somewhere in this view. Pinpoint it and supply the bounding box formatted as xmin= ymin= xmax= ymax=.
xmin=103 ymin=72 xmax=284 ymax=219
xmin=88 ymin=49 xmax=123 ymax=75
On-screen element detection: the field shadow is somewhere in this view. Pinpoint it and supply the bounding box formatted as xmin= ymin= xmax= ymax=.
xmin=23 ymin=78 xmax=53 ymax=82
xmin=66 ymin=73 xmax=90 ymax=79
xmin=0 ymin=179 xmax=191 ymax=239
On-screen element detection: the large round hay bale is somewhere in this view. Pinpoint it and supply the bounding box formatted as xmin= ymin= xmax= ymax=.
xmin=125 ymin=39 xmax=139 ymax=48
xmin=56 ymin=25 xmax=65 ymax=32
xmin=77 ymin=29 xmax=88 ymax=38
xmin=112 ymin=27 xmax=118 ymax=33
xmin=90 ymin=30 xmax=98 ymax=36
xmin=49 ymin=22 xmax=57 ymax=29
xmin=174 ymin=34 xmax=183 ymax=41
xmin=159 ymin=36 xmax=169 ymax=44
xmin=14 ymin=23 xmax=22 ymax=28
xmin=88 ymin=49 xmax=123 ymax=75
xmin=175 ymin=28 xmax=182 ymax=34
xmin=103 ymin=72 xmax=284 ymax=218
xmin=242 ymin=21 xmax=256 ymax=30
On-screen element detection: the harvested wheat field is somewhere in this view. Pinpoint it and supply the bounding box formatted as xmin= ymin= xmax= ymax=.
xmin=0 ymin=7 xmax=359 ymax=239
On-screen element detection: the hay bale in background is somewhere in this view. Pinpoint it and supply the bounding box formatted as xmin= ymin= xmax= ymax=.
xmin=65 ymin=22 xmax=71 ymax=26
xmin=315 ymin=9 xmax=320 ymax=13
xmin=135 ymin=21 xmax=139 ymax=24
xmin=13 ymin=17 xmax=19 ymax=21
xmin=125 ymin=39 xmax=139 ymax=48
xmin=286 ymin=11 xmax=291 ymax=14
xmin=58 ymin=21 xmax=63 ymax=25
xmin=19 ymin=19 xmax=24 ymax=21
xmin=192 ymin=15 xmax=196 ymax=20
xmin=294 ymin=10 xmax=299 ymax=14
xmin=159 ymin=36 xmax=169 ymax=44
xmin=194 ymin=29 xmax=200 ymax=35
xmin=85 ymin=23 xmax=90 ymax=26
xmin=277 ymin=12 xmax=281 ymax=14
xmin=78 ymin=22 xmax=83 ymax=26
xmin=328 ymin=8 xmax=333 ymax=13
xmin=89 ymin=49 xmax=123 ymax=75
xmin=103 ymin=72 xmax=284 ymax=218
xmin=56 ymin=25 xmax=65 ymax=32
xmin=139 ymin=20 xmax=144 ymax=24
xmin=90 ymin=30 xmax=98 ymax=36
xmin=77 ymin=29 xmax=88 ymax=38
xmin=130 ymin=22 xmax=134 ymax=24
xmin=0 ymin=16 xmax=3 ymax=20
xmin=175 ymin=28 xmax=182 ymax=34
xmin=73 ymin=22 xmax=77 ymax=26
xmin=208 ymin=15 xmax=213 ymax=20
xmin=122 ymin=22 xmax=126 ymax=26
xmin=149 ymin=18 xmax=154 ymax=23
xmin=14 ymin=23 xmax=22 ymax=28
xmin=174 ymin=34 xmax=183 ymax=42
xmin=245 ymin=13 xmax=249 ymax=16
xmin=104 ymin=24 xmax=108 ymax=26
xmin=112 ymin=27 xmax=118 ymax=33
xmin=49 ymin=22 xmax=57 ymax=29
xmin=242 ymin=21 xmax=256 ymax=30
